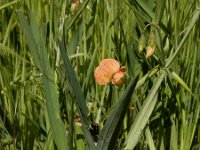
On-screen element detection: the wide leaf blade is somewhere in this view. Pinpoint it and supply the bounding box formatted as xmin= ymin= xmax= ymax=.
xmin=18 ymin=12 xmax=69 ymax=150
xmin=58 ymin=41 xmax=96 ymax=150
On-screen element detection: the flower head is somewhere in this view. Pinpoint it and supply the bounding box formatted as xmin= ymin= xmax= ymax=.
xmin=94 ymin=59 xmax=125 ymax=86
xmin=112 ymin=67 xmax=126 ymax=85
xmin=145 ymin=45 xmax=155 ymax=58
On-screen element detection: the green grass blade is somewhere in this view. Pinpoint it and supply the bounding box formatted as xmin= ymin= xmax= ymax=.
xmin=0 ymin=43 xmax=29 ymax=63
xmin=17 ymin=12 xmax=40 ymax=67
xmin=135 ymin=0 xmax=155 ymax=19
xmin=170 ymin=115 xmax=178 ymax=150
xmin=135 ymin=65 xmax=159 ymax=89
xmin=0 ymin=0 xmax=21 ymax=11
xmin=96 ymin=74 xmax=139 ymax=150
xmin=165 ymin=10 xmax=200 ymax=68
xmin=58 ymin=41 xmax=96 ymax=150
xmin=170 ymin=70 xmax=192 ymax=93
xmin=145 ymin=127 xmax=156 ymax=150
xmin=185 ymin=99 xmax=200 ymax=149
xmin=17 ymin=12 xmax=69 ymax=150
xmin=82 ymin=44 xmax=99 ymax=91
xmin=124 ymin=70 xmax=166 ymax=150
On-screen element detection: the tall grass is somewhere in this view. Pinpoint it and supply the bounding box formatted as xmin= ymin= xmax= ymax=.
xmin=0 ymin=0 xmax=199 ymax=150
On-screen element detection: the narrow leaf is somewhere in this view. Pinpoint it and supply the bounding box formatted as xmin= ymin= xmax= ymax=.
xmin=170 ymin=71 xmax=192 ymax=93
xmin=18 ymin=12 xmax=69 ymax=150
xmin=97 ymin=74 xmax=139 ymax=150
xmin=165 ymin=11 xmax=200 ymax=67
xmin=58 ymin=41 xmax=96 ymax=150
xmin=125 ymin=70 xmax=166 ymax=149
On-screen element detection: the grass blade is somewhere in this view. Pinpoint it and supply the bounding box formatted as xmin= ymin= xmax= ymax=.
xmin=18 ymin=12 xmax=69 ymax=150
xmin=170 ymin=115 xmax=178 ymax=150
xmin=135 ymin=0 xmax=155 ymax=19
xmin=58 ymin=41 xmax=96 ymax=150
xmin=165 ymin=10 xmax=200 ymax=68
xmin=169 ymin=70 xmax=192 ymax=93
xmin=125 ymin=70 xmax=166 ymax=150
xmin=96 ymin=74 xmax=139 ymax=150
xmin=145 ymin=127 xmax=156 ymax=150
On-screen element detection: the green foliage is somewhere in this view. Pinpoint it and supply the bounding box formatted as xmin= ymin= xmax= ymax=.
xmin=17 ymin=12 xmax=69 ymax=150
xmin=0 ymin=0 xmax=200 ymax=150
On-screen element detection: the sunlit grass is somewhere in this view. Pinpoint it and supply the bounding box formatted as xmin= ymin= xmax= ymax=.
xmin=0 ymin=0 xmax=199 ymax=150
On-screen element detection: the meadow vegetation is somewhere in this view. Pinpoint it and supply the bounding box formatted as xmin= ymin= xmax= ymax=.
xmin=0 ymin=0 xmax=199 ymax=149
